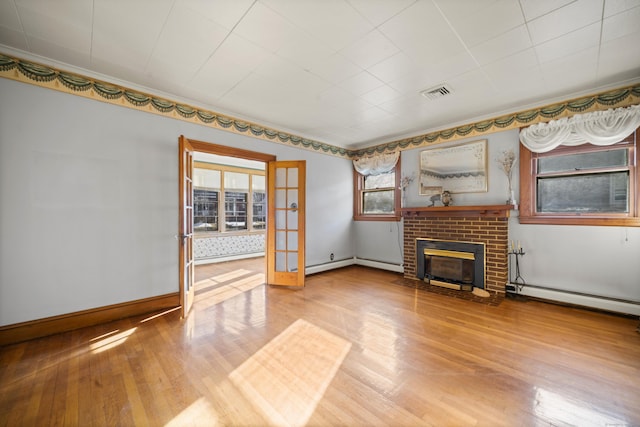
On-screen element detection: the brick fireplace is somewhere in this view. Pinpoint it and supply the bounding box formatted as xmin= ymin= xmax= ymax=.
xmin=402 ymin=205 xmax=512 ymax=295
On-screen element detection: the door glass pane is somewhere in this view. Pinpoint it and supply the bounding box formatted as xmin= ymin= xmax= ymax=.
xmin=276 ymin=168 xmax=286 ymax=187
xmin=287 ymin=168 xmax=298 ymax=187
xmin=276 ymin=210 xmax=286 ymax=230
xmin=276 ymin=252 xmax=286 ymax=272
xmin=276 ymin=189 xmax=286 ymax=208
xmin=287 ymin=210 xmax=298 ymax=230
xmin=287 ymin=189 xmax=298 ymax=208
xmin=287 ymin=231 xmax=298 ymax=251
xmin=276 ymin=231 xmax=286 ymax=250
xmin=287 ymin=252 xmax=298 ymax=272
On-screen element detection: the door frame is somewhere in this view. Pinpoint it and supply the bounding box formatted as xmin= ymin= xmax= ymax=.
xmin=178 ymin=137 xmax=276 ymax=316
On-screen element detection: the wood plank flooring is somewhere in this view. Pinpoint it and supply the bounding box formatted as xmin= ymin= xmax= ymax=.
xmin=1 ymin=258 xmax=639 ymax=426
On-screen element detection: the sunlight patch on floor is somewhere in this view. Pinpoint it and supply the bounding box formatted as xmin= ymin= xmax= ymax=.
xmin=139 ymin=307 xmax=180 ymax=323
xmin=197 ymin=272 xmax=264 ymax=307
xmin=229 ymin=319 xmax=351 ymax=427
xmin=534 ymin=387 xmax=628 ymax=427
xmin=197 ymin=268 xmax=253 ymax=286
xmin=164 ymin=397 xmax=218 ymax=427
xmin=89 ymin=327 xmax=136 ymax=354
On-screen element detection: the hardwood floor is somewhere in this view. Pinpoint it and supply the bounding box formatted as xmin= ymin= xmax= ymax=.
xmin=1 ymin=258 xmax=639 ymax=426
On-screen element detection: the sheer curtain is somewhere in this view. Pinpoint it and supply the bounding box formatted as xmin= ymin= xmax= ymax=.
xmin=352 ymin=151 xmax=399 ymax=176
xmin=519 ymin=104 xmax=640 ymax=153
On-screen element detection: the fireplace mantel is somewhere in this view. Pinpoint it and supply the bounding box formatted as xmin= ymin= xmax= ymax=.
xmin=401 ymin=204 xmax=514 ymax=218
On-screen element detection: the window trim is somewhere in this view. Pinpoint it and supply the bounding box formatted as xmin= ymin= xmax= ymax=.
xmin=353 ymin=157 xmax=401 ymax=221
xmin=519 ymin=129 xmax=639 ymax=227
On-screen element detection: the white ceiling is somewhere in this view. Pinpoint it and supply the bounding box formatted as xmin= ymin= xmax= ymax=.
xmin=1 ymin=0 xmax=639 ymax=150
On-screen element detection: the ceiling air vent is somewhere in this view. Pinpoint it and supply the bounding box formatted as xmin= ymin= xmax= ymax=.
xmin=420 ymin=84 xmax=453 ymax=100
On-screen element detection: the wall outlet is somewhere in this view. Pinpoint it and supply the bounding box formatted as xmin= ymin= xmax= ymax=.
xmin=330 ymin=253 xmax=334 ymax=261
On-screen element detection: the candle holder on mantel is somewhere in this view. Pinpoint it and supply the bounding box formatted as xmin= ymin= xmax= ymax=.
xmin=508 ymin=245 xmax=526 ymax=291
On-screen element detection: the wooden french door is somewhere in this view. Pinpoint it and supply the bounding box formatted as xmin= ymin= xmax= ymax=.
xmin=267 ymin=161 xmax=306 ymax=287
xmin=178 ymin=135 xmax=195 ymax=318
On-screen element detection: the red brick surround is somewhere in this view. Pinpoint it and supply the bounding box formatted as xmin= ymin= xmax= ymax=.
xmin=403 ymin=207 xmax=511 ymax=295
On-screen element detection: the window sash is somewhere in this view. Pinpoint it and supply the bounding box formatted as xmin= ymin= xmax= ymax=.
xmin=518 ymin=129 xmax=639 ymax=226
xmin=354 ymin=158 xmax=401 ymax=221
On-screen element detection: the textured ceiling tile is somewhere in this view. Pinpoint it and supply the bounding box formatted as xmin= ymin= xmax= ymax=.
xmin=339 ymin=29 xmax=399 ymax=70
xmin=527 ymin=0 xmax=603 ymax=45
xmin=519 ymin=0 xmax=574 ymax=21
xmin=602 ymin=5 xmax=640 ymax=42
xmin=261 ymin=0 xmax=373 ymax=50
xmin=534 ymin=22 xmax=600 ymax=64
xmin=347 ymin=0 xmax=417 ymax=26
xmin=469 ymin=25 xmax=531 ymax=66
xmin=92 ymin=0 xmax=174 ymax=69
xmin=444 ymin=0 xmax=525 ymax=47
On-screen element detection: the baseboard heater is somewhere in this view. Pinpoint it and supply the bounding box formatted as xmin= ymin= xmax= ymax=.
xmin=355 ymin=257 xmax=404 ymax=273
xmin=305 ymin=258 xmax=355 ymax=275
xmin=510 ymin=283 xmax=640 ymax=316
xmin=305 ymin=257 xmax=404 ymax=275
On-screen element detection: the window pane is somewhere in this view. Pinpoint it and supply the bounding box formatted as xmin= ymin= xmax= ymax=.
xmin=224 ymin=172 xmax=249 ymax=191
xmin=363 ymin=190 xmax=394 ymax=214
xmin=194 ymin=169 xmax=221 ymax=188
xmin=537 ymin=172 xmax=629 ymax=213
xmin=225 ymin=191 xmax=247 ymax=230
xmin=364 ymin=172 xmax=395 ymax=189
xmin=538 ymin=149 xmax=627 ymax=174
xmin=252 ymin=191 xmax=266 ymax=229
xmin=252 ymin=175 xmax=265 ymax=191
xmin=194 ymin=189 xmax=218 ymax=232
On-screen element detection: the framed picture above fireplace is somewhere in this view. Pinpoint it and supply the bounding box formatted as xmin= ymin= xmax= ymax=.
xmin=419 ymin=139 xmax=488 ymax=194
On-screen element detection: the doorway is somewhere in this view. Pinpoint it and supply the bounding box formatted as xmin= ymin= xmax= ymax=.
xmin=178 ymin=136 xmax=307 ymax=318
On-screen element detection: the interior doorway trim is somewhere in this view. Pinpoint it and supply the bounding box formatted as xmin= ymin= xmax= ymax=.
xmin=186 ymin=139 xmax=276 ymax=163
xmin=178 ymin=136 xmax=276 ymax=317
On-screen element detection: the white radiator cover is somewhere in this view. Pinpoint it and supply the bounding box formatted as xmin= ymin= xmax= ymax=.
xmin=512 ymin=284 xmax=640 ymax=316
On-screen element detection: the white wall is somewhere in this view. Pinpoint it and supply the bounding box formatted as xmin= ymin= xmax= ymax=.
xmin=0 ymin=77 xmax=354 ymax=326
xmin=363 ymin=128 xmax=640 ymax=307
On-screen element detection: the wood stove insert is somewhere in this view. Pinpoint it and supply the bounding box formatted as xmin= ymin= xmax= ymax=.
xmin=416 ymin=238 xmax=485 ymax=291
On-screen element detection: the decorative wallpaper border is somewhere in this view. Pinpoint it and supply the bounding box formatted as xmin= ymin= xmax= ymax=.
xmin=0 ymin=53 xmax=350 ymax=159
xmin=1 ymin=52 xmax=638 ymax=160
xmin=354 ymin=83 xmax=640 ymax=157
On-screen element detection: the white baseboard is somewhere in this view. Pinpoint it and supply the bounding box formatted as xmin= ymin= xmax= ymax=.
xmin=355 ymin=258 xmax=404 ymax=273
xmin=512 ymin=284 xmax=640 ymax=316
xmin=196 ymin=254 xmax=405 ymax=275
xmin=195 ymin=252 xmax=264 ymax=265
xmin=306 ymin=258 xmax=355 ymax=275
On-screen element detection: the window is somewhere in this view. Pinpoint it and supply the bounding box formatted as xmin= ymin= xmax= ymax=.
xmin=194 ymin=189 xmax=219 ymax=231
xmin=252 ymin=175 xmax=266 ymax=230
xmin=194 ymin=163 xmax=266 ymax=233
xmin=519 ymin=129 xmax=639 ymax=226
xmin=353 ymin=157 xmax=401 ymax=221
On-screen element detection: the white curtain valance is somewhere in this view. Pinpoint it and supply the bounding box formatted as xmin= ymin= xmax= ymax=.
xmin=353 ymin=151 xmax=399 ymax=176
xmin=519 ymin=104 xmax=640 ymax=153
